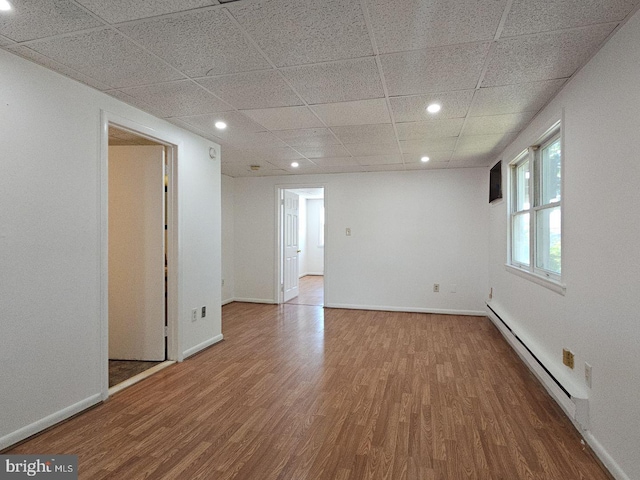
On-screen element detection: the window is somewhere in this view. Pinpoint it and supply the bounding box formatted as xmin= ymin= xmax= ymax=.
xmin=509 ymin=123 xmax=562 ymax=287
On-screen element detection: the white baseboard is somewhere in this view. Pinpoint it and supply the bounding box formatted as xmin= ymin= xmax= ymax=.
xmin=485 ymin=304 xmax=629 ymax=480
xmin=324 ymin=303 xmax=486 ymax=316
xmin=583 ymin=431 xmax=630 ymax=480
xmin=485 ymin=305 xmax=578 ymax=420
xmin=300 ymin=272 xmax=323 ymax=277
xmin=232 ymin=297 xmax=276 ymax=304
xmin=222 ymin=297 xmax=234 ymax=306
xmin=0 ymin=393 xmax=102 ymax=451
xmin=182 ymin=334 xmax=224 ymax=359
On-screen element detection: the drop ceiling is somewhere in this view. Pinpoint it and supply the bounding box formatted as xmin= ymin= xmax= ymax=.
xmin=1 ymin=0 xmax=638 ymax=177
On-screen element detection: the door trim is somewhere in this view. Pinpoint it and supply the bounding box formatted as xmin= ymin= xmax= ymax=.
xmin=99 ymin=111 xmax=182 ymax=400
xmin=274 ymin=184 xmax=327 ymax=304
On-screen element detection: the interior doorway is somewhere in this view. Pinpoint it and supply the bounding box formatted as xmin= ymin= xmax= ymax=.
xmin=106 ymin=125 xmax=175 ymax=393
xmin=277 ymin=186 xmax=325 ymax=306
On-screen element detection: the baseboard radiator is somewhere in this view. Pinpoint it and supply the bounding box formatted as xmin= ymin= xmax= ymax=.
xmin=485 ymin=303 xmax=589 ymax=431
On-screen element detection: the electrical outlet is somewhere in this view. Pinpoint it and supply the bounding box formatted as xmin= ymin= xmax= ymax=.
xmin=346 ymin=228 xmax=351 ymax=236
xmin=201 ymin=306 xmax=206 ymax=318
xmin=489 ymin=287 xmax=493 ymax=299
xmin=191 ymin=308 xmax=198 ymax=322
xmin=433 ymin=283 xmax=440 ymax=293
xmin=585 ymin=362 xmax=592 ymax=388
xmin=562 ymin=349 xmax=575 ymax=369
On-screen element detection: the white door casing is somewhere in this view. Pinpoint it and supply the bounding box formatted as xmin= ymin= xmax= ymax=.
xmin=108 ymin=145 xmax=165 ymax=361
xmin=283 ymin=190 xmax=300 ymax=302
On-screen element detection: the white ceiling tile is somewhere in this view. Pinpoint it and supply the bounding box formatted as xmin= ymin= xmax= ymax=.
xmin=273 ymin=128 xmax=340 ymax=147
xmin=177 ymin=111 xmax=287 ymax=148
xmin=242 ymin=106 xmax=324 ymax=131
xmin=404 ymin=161 xmax=451 ymax=170
xmin=222 ymin=147 xmax=303 ymax=163
xmin=483 ymin=24 xmax=616 ymax=87
xmin=308 ymin=157 xmax=360 ymax=167
xmin=400 ymin=137 xmax=458 ymax=154
xmin=196 ymin=70 xmax=303 ymax=109
xmin=319 ymin=165 xmax=366 ymax=174
xmin=331 ymin=124 xmax=396 ymax=145
xmin=267 ymin=158 xmax=316 ymax=169
xmin=219 ymin=130 xmax=288 ymax=148
xmin=389 ymin=91 xmax=475 ymax=122
xmin=462 ymin=112 xmax=535 ymax=135
xmin=295 ymin=145 xmax=351 ymax=159
xmin=381 ymin=43 xmax=491 ymax=96
xmin=0 ymin=34 xmax=15 ymax=46
xmin=0 ymin=0 xmax=103 ymax=42
xmin=75 ymin=0 xmax=218 ymax=24
xmin=395 ymin=119 xmax=464 ymax=141
xmin=221 ymin=164 xmax=287 ymax=177
xmin=368 ymin=0 xmax=507 ymax=53
xmin=456 ymin=134 xmax=509 ymax=152
xmin=470 ymin=79 xmax=566 ymax=116
xmin=454 ymin=133 xmax=517 ymax=159
xmin=346 ymin=143 xmax=400 ymax=157
xmin=107 ymin=89 xmax=167 ymax=117
xmin=449 ymin=151 xmax=495 ymax=168
xmin=281 ymin=58 xmax=384 ymax=105
xmin=403 ymin=152 xmax=453 ymax=163
xmin=26 ymin=28 xmax=184 ymax=88
xmin=354 ymin=155 xmax=403 ymax=165
xmin=117 ymin=9 xmax=270 ymax=77
xmin=119 ymin=80 xmax=233 ymax=117
xmin=362 ymin=164 xmax=406 ymax=172
xmin=7 ymin=45 xmax=111 ymax=90
xmin=502 ymin=0 xmax=637 ymax=37
xmin=227 ymin=0 xmax=372 ymax=67
xmin=310 ymin=99 xmax=391 ymax=126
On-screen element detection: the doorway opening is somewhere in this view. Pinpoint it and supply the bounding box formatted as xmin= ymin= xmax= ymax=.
xmin=277 ymin=186 xmax=325 ymax=306
xmin=105 ymin=123 xmax=176 ymax=395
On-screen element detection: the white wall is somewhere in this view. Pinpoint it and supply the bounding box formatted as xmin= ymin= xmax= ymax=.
xmin=221 ymin=175 xmax=235 ymax=304
xmin=487 ymin=10 xmax=640 ymax=480
xmin=233 ymin=169 xmax=488 ymax=314
xmin=0 ymin=49 xmax=222 ymax=449
xmin=304 ymin=198 xmax=324 ymax=275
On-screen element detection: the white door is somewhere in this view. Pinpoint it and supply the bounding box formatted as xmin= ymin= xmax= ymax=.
xmin=108 ymin=145 xmax=165 ymax=361
xmin=283 ymin=190 xmax=300 ymax=302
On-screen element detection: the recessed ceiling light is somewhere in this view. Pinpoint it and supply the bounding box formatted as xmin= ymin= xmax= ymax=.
xmin=0 ymin=0 xmax=12 ymax=11
xmin=426 ymin=103 xmax=441 ymax=114
xmin=291 ymin=162 xmax=299 ymax=168
xmin=421 ymin=156 xmax=430 ymax=163
xmin=214 ymin=121 xmax=227 ymax=130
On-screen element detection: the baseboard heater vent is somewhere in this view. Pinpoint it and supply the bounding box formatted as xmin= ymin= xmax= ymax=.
xmin=485 ymin=303 xmax=589 ymax=431
xmin=487 ymin=304 xmax=569 ymax=398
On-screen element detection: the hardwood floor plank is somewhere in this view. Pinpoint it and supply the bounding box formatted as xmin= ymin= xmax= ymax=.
xmin=8 ymin=303 xmax=613 ymax=479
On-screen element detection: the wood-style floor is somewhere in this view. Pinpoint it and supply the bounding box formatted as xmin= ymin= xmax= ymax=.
xmin=9 ymin=303 xmax=611 ymax=479
xmin=286 ymin=275 xmax=324 ymax=306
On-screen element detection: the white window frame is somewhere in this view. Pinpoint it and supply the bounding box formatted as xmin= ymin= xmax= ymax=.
xmin=507 ymin=121 xmax=565 ymax=294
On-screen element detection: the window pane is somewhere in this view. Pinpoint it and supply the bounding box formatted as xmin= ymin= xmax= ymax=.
xmin=541 ymin=139 xmax=561 ymax=204
xmin=516 ymin=160 xmax=530 ymax=211
xmin=536 ymin=206 xmax=561 ymax=274
xmin=512 ymin=213 xmax=530 ymax=266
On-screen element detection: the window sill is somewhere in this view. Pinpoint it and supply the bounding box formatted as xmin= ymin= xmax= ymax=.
xmin=504 ymin=264 xmax=566 ymax=295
